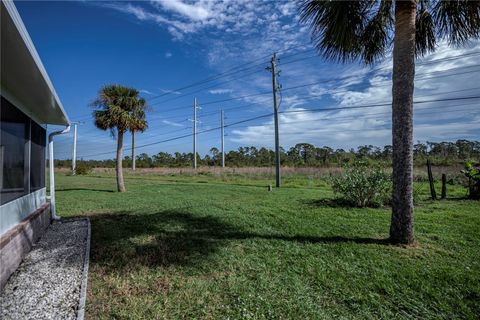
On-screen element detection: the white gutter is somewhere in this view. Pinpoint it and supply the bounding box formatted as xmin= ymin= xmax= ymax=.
xmin=49 ymin=125 xmax=70 ymax=220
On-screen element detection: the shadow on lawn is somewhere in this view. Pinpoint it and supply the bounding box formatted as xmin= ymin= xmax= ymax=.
xmin=88 ymin=210 xmax=389 ymax=271
xmin=57 ymin=187 xmax=115 ymax=193
xmin=303 ymin=198 xmax=390 ymax=209
xmin=303 ymin=198 xmax=355 ymax=208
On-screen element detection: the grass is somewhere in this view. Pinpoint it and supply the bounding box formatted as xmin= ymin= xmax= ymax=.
xmin=54 ymin=170 xmax=480 ymax=319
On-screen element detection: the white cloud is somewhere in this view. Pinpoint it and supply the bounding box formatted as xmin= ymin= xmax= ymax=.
xmin=140 ymin=89 xmax=154 ymax=95
xmin=230 ymin=41 xmax=480 ymax=150
xmin=101 ymin=0 xmax=306 ymax=44
xmin=209 ymin=88 xmax=233 ymax=95
xmin=160 ymin=88 xmax=181 ymax=95
xmin=162 ymin=119 xmax=184 ymax=127
xmin=98 ymin=2 xmax=480 ymax=150
xmin=152 ymin=0 xmax=210 ymax=21
xmin=165 ymin=51 xmax=172 ymax=58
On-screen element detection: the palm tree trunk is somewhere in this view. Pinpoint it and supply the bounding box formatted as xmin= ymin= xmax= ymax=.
xmin=390 ymin=0 xmax=416 ymax=245
xmin=116 ymin=130 xmax=126 ymax=192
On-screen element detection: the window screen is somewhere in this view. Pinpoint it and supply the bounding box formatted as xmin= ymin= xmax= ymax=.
xmin=30 ymin=120 xmax=46 ymax=191
xmin=1 ymin=96 xmax=30 ymax=205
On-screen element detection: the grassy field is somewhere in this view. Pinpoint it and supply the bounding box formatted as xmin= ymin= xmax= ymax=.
xmin=55 ymin=169 xmax=479 ymax=319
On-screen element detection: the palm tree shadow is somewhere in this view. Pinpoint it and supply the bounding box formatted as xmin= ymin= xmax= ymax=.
xmin=87 ymin=210 xmax=391 ymax=272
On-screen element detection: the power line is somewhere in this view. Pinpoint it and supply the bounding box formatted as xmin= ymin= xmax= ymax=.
xmin=67 ymin=81 xmax=480 ymax=145
xmin=228 ymin=104 xmax=479 ymax=131
xmin=69 ymin=50 xmax=480 ymax=121
xmin=143 ymin=61 xmax=480 ymax=114
xmin=169 ymin=51 xmax=480 ymax=110
xmin=59 ymin=97 xmax=478 ymax=157
xmin=54 ymin=103 xmax=479 ymax=158
xmin=150 ymin=68 xmax=266 ymax=106
xmin=196 ymin=84 xmax=480 ymax=127
xmin=145 ymin=57 xmax=272 ymax=102
xmin=72 ymin=95 xmax=480 ymax=159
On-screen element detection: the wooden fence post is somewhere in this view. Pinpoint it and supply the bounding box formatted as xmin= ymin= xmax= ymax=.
xmin=427 ymin=159 xmax=437 ymax=200
xmin=441 ymin=174 xmax=446 ymax=199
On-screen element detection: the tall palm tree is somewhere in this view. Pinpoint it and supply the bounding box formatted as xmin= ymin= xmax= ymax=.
xmin=300 ymin=1 xmax=480 ymax=244
xmin=130 ymin=103 xmax=147 ymax=171
xmin=92 ymin=85 xmax=148 ymax=192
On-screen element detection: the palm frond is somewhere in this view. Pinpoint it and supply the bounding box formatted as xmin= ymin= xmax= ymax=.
xmin=91 ymin=84 xmax=149 ymax=133
xmin=361 ymin=0 xmax=394 ymax=64
xmin=416 ymin=5 xmax=436 ymax=56
xmin=300 ymin=0 xmax=375 ymax=63
xmin=434 ymin=0 xmax=480 ymax=45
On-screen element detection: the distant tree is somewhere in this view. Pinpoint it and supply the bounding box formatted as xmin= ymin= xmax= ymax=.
xmin=414 ymin=142 xmax=428 ymax=159
xmin=357 ymin=145 xmax=374 ymax=159
xmin=257 ymin=147 xmax=274 ymax=166
xmin=300 ymin=0 xmax=480 ymax=244
xmin=54 ymin=139 xmax=480 ymax=169
xmin=316 ymin=146 xmax=333 ymax=165
xmin=210 ymin=147 xmax=220 ymax=165
xmin=92 ymin=84 xmax=148 ymax=192
xmin=153 ymin=151 xmax=174 ymax=166
xmin=456 ymin=139 xmax=475 ymax=160
xmin=287 ymin=145 xmax=303 ymax=164
xmin=137 ymin=153 xmax=153 ymax=168
xmin=382 ymin=145 xmax=393 ymax=161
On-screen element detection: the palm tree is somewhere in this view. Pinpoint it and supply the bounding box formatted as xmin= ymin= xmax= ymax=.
xmin=130 ymin=103 xmax=147 ymax=171
xmin=300 ymin=1 xmax=480 ymax=244
xmin=92 ymin=85 xmax=148 ymax=192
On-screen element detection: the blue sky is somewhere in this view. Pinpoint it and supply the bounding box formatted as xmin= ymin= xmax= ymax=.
xmin=15 ymin=0 xmax=480 ymax=160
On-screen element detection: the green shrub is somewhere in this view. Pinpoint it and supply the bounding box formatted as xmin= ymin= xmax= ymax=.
xmin=75 ymin=163 xmax=93 ymax=175
xmin=461 ymin=161 xmax=480 ymax=199
xmin=331 ymin=161 xmax=390 ymax=207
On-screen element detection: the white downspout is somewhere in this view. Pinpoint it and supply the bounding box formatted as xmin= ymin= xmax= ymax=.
xmin=48 ymin=125 xmax=70 ymax=220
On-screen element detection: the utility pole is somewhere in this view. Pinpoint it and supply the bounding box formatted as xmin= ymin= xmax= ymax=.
xmin=193 ymin=97 xmax=197 ymax=169
xmin=72 ymin=123 xmax=77 ymax=175
xmin=221 ymin=110 xmax=225 ymax=168
xmin=132 ymin=131 xmax=136 ymax=171
xmin=270 ymin=53 xmax=281 ymax=188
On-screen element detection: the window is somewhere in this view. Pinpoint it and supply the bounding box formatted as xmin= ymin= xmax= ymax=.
xmin=1 ymin=97 xmax=31 ymax=204
xmin=30 ymin=120 xmax=46 ymax=191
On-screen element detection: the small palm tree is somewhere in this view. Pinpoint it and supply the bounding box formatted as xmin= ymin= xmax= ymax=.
xmin=300 ymin=0 xmax=480 ymax=244
xmin=92 ymin=85 xmax=148 ymax=192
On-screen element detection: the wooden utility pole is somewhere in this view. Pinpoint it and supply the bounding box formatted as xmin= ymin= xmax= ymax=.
xmin=427 ymin=158 xmax=437 ymax=200
xmin=270 ymin=53 xmax=280 ymax=188
xmin=441 ymin=173 xmax=447 ymax=199
xmin=221 ymin=110 xmax=225 ymax=168
xmin=193 ymin=97 xmax=197 ymax=169
xmin=132 ymin=130 xmax=136 ymax=171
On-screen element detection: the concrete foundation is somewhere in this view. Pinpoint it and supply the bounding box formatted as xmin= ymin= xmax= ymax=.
xmin=0 ymin=203 xmax=51 ymax=291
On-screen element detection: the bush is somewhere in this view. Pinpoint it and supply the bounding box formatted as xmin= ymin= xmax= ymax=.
xmin=461 ymin=161 xmax=480 ymax=199
xmin=331 ymin=161 xmax=390 ymax=207
xmin=75 ymin=163 xmax=93 ymax=175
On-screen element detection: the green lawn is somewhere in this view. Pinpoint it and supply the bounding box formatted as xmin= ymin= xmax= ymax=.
xmin=55 ymin=171 xmax=480 ymax=319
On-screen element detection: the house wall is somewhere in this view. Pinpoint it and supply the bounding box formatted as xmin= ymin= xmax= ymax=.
xmin=0 ymin=203 xmax=51 ymax=290
xmin=0 ymin=188 xmax=46 ymax=235
xmin=0 ymin=95 xmax=51 ymax=290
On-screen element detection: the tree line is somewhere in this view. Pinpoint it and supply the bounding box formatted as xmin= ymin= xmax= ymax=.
xmin=55 ymin=139 xmax=480 ymax=168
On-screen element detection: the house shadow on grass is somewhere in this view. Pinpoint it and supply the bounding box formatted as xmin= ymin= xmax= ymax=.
xmin=57 ymin=188 xmax=115 ymax=193
xmin=87 ymin=210 xmax=390 ymax=271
